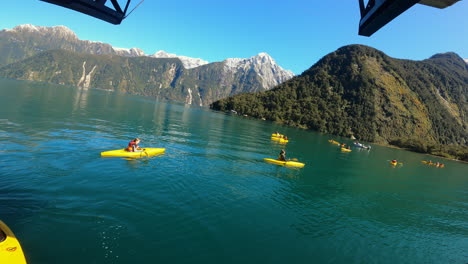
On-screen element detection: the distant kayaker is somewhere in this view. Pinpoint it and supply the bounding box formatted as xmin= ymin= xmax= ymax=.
xmin=127 ymin=138 xmax=143 ymax=152
xmin=278 ymin=149 xmax=286 ymax=161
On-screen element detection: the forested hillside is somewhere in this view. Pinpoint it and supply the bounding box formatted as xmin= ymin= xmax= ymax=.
xmin=211 ymin=45 xmax=468 ymax=161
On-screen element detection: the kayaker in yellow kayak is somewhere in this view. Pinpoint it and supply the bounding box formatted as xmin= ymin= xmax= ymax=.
xmin=127 ymin=138 xmax=143 ymax=152
xmin=278 ymin=149 xmax=286 ymax=161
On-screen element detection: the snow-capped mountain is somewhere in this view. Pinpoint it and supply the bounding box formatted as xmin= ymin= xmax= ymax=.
xmin=0 ymin=24 xmax=295 ymax=106
xmin=151 ymin=50 xmax=209 ymax=69
xmin=224 ymin=52 xmax=294 ymax=90
xmin=464 ymin=58 xmax=468 ymax=64
xmin=112 ymin=47 xmax=145 ymax=57
xmin=0 ymin=24 xmax=294 ymax=77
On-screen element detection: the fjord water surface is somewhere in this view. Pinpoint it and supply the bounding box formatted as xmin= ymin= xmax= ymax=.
xmin=0 ymin=79 xmax=466 ymax=263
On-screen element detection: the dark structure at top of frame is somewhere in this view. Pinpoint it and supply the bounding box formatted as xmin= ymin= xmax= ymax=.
xmin=40 ymin=0 xmax=131 ymax=25
xmin=358 ymin=0 xmax=462 ymax=36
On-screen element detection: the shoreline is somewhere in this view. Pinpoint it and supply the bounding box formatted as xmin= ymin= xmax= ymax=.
xmin=363 ymin=141 xmax=468 ymax=164
xmin=228 ymin=111 xmax=468 ymax=164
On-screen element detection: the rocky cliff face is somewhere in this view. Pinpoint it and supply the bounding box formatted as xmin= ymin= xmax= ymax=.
xmin=223 ymin=53 xmax=294 ymax=91
xmin=0 ymin=24 xmax=294 ymax=98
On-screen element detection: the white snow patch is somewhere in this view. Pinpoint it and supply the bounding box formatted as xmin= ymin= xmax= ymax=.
xmin=151 ymin=50 xmax=209 ymax=69
xmin=113 ymin=47 xmax=145 ymax=57
xmin=222 ymin=52 xmax=295 ymax=89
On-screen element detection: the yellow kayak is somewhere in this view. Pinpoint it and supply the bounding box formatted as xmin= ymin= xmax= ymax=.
xmin=101 ymin=148 xmax=165 ymax=158
xmin=390 ymin=161 xmax=398 ymax=166
xmin=422 ymin=161 xmax=445 ymax=168
xmin=0 ymin=221 xmax=27 ymax=264
xmin=271 ymin=137 xmax=288 ymax=143
xmin=341 ymin=148 xmax=352 ymax=152
xmin=328 ymin=139 xmax=340 ymax=145
xmin=263 ymin=158 xmax=305 ymax=168
xmin=271 ymin=133 xmax=284 ymax=138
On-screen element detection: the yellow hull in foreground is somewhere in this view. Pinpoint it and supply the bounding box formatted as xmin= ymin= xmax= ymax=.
xmin=341 ymin=148 xmax=352 ymax=152
xmin=101 ymin=148 xmax=165 ymax=158
xmin=0 ymin=221 xmax=27 ymax=264
xmin=263 ymin=158 xmax=305 ymax=168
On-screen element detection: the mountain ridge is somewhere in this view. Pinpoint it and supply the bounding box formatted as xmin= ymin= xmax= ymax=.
xmin=0 ymin=24 xmax=294 ymax=74
xmin=0 ymin=24 xmax=294 ymax=105
xmin=0 ymin=48 xmax=291 ymax=106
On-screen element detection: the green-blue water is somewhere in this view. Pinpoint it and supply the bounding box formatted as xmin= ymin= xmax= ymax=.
xmin=0 ymin=78 xmax=467 ymax=263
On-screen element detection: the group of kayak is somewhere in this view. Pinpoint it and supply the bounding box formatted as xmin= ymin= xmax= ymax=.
xmin=100 ymin=135 xmax=306 ymax=168
xmin=328 ymin=139 xmax=356 ymax=152
xmin=329 ymin=139 xmax=445 ymax=168
xmin=264 ymin=132 xmax=305 ymax=168
xmin=270 ymin=133 xmax=289 ymax=143
xmin=421 ymin=160 xmax=445 ymax=168
xmin=100 ymin=136 xmax=445 ymax=170
xmin=4 ymin=134 xmax=304 ymax=263
xmin=9 ymin=135 xmax=449 ymax=264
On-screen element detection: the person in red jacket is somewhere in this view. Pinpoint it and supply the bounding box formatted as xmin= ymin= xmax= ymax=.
xmin=127 ymin=138 xmax=142 ymax=152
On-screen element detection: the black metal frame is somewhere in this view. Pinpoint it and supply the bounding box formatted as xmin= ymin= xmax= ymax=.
xmin=358 ymin=0 xmax=420 ymax=36
xmin=40 ymin=0 xmax=131 ymax=25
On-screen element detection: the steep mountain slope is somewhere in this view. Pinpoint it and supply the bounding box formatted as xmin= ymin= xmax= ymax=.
xmin=0 ymin=49 xmax=292 ymax=106
xmin=211 ymin=45 xmax=468 ymax=157
xmin=0 ymin=24 xmax=294 ymax=104
xmin=0 ymin=24 xmax=126 ymax=66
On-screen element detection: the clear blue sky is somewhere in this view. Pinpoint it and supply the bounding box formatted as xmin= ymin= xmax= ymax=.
xmin=1 ymin=0 xmax=467 ymax=74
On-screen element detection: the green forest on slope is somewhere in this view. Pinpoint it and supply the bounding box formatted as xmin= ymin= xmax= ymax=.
xmin=211 ymin=45 xmax=468 ymax=161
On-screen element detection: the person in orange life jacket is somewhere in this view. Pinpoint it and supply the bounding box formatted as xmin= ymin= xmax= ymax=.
xmin=127 ymin=138 xmax=143 ymax=152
